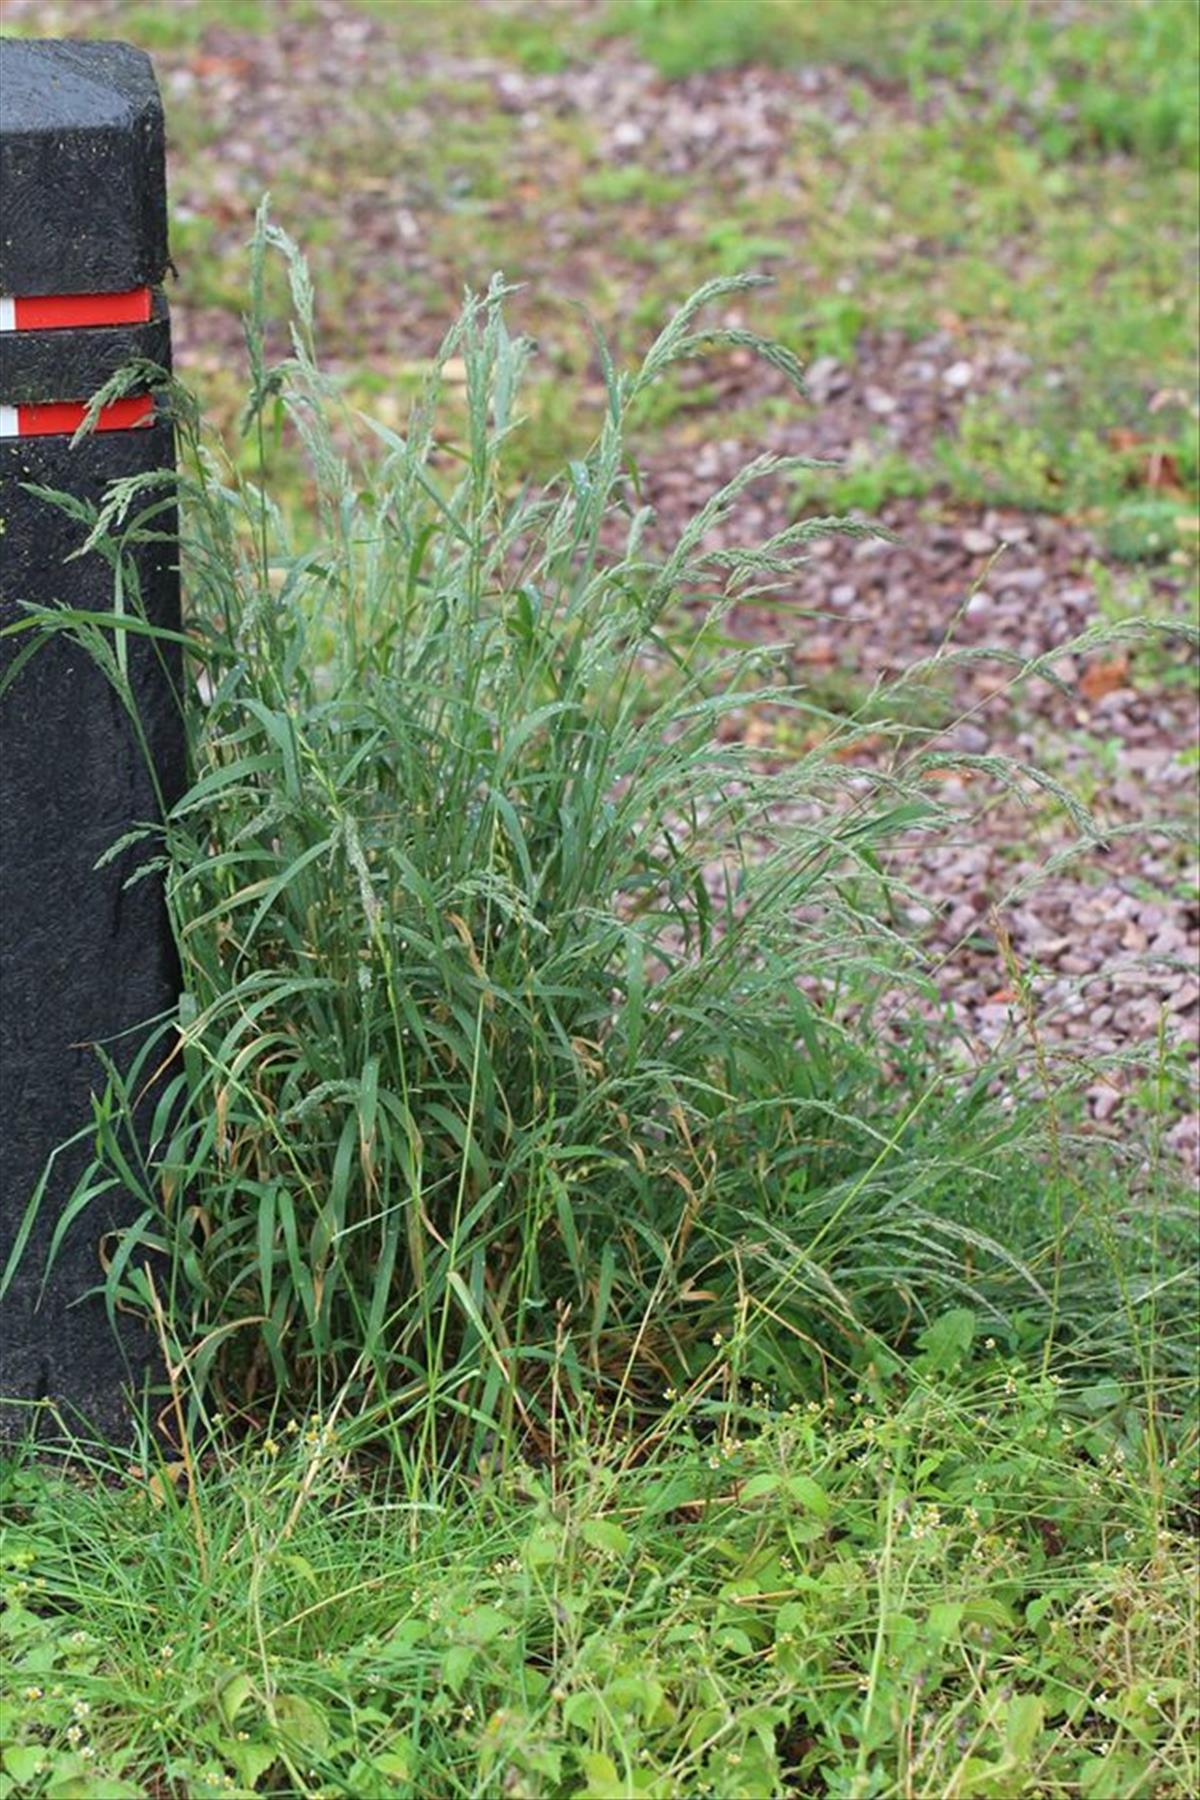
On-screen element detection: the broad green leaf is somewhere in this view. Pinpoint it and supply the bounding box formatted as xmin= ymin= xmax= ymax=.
xmin=3 ymin=1748 xmax=45 ymax=1784
xmin=927 ymin=1601 xmax=964 ymax=1643
xmin=739 ymin=1471 xmax=781 ymax=1502
xmin=441 ymin=1643 xmax=476 ymax=1693
xmin=687 ymin=1705 xmax=725 ymax=1751
xmin=216 ymin=1670 xmax=255 ymax=1727
xmin=784 ymin=1474 xmax=831 ymax=1518
xmin=47 ymin=1773 xmax=142 ymax=1800
xmin=371 ymin=1742 xmax=415 ymax=1780
xmin=460 ymin=1605 xmax=509 ymax=1645
xmin=580 ymin=1751 xmax=623 ymax=1798
xmin=916 ymin=1308 xmax=977 ymax=1373
xmin=224 ymin=1739 xmax=277 ymax=1789
xmin=580 ymin=1518 xmax=630 ymax=1556
xmin=563 ymin=1692 xmax=600 ymax=1732
xmin=272 ymin=1692 xmax=329 ymax=1754
xmin=521 ymin=1529 xmax=561 ymax=1569
xmin=1004 ymin=1692 xmax=1045 ymax=1762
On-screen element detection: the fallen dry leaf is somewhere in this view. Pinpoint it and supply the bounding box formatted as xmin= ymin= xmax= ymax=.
xmin=1079 ymin=656 xmax=1131 ymax=701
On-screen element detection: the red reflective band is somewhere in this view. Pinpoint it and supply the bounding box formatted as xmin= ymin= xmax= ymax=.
xmin=15 ymin=396 xmax=154 ymax=437
xmin=7 ymin=289 xmax=153 ymax=331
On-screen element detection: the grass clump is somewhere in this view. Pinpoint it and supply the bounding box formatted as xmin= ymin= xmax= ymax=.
xmin=4 ymin=220 xmax=1194 ymax=1468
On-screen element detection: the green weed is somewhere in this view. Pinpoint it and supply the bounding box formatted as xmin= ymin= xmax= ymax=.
xmin=1105 ymin=498 xmax=1197 ymax=566
xmin=793 ymin=297 xmax=868 ymax=365
xmin=611 ymin=0 xmax=1198 ymax=167
xmin=933 ymin=396 xmax=1200 ymax=525
xmin=577 ymin=166 xmax=689 ymax=208
xmin=702 ymin=223 xmax=791 ymax=280
xmin=2 ymin=1335 xmax=1196 ymax=1798
xmin=792 ymin=449 xmax=937 ymax=518
xmin=107 ymin=0 xmax=271 ymax=52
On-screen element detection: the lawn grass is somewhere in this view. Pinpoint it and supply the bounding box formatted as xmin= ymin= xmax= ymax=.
xmin=3 ymin=1334 xmax=1197 ymax=1798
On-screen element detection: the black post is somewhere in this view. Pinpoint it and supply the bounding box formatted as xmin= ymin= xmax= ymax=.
xmin=0 ymin=40 xmax=183 ymax=1439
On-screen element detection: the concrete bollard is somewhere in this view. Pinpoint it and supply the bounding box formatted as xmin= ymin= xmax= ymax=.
xmin=0 ymin=40 xmax=183 ymax=1439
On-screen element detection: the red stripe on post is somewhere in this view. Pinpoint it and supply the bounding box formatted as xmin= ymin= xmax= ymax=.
xmin=16 ymin=396 xmax=154 ymax=437
xmin=12 ymin=288 xmax=153 ymax=330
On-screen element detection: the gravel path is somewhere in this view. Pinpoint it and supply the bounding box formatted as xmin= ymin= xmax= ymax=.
xmin=646 ymin=391 xmax=1197 ymax=1166
xmin=12 ymin=0 xmax=1198 ymax=1164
